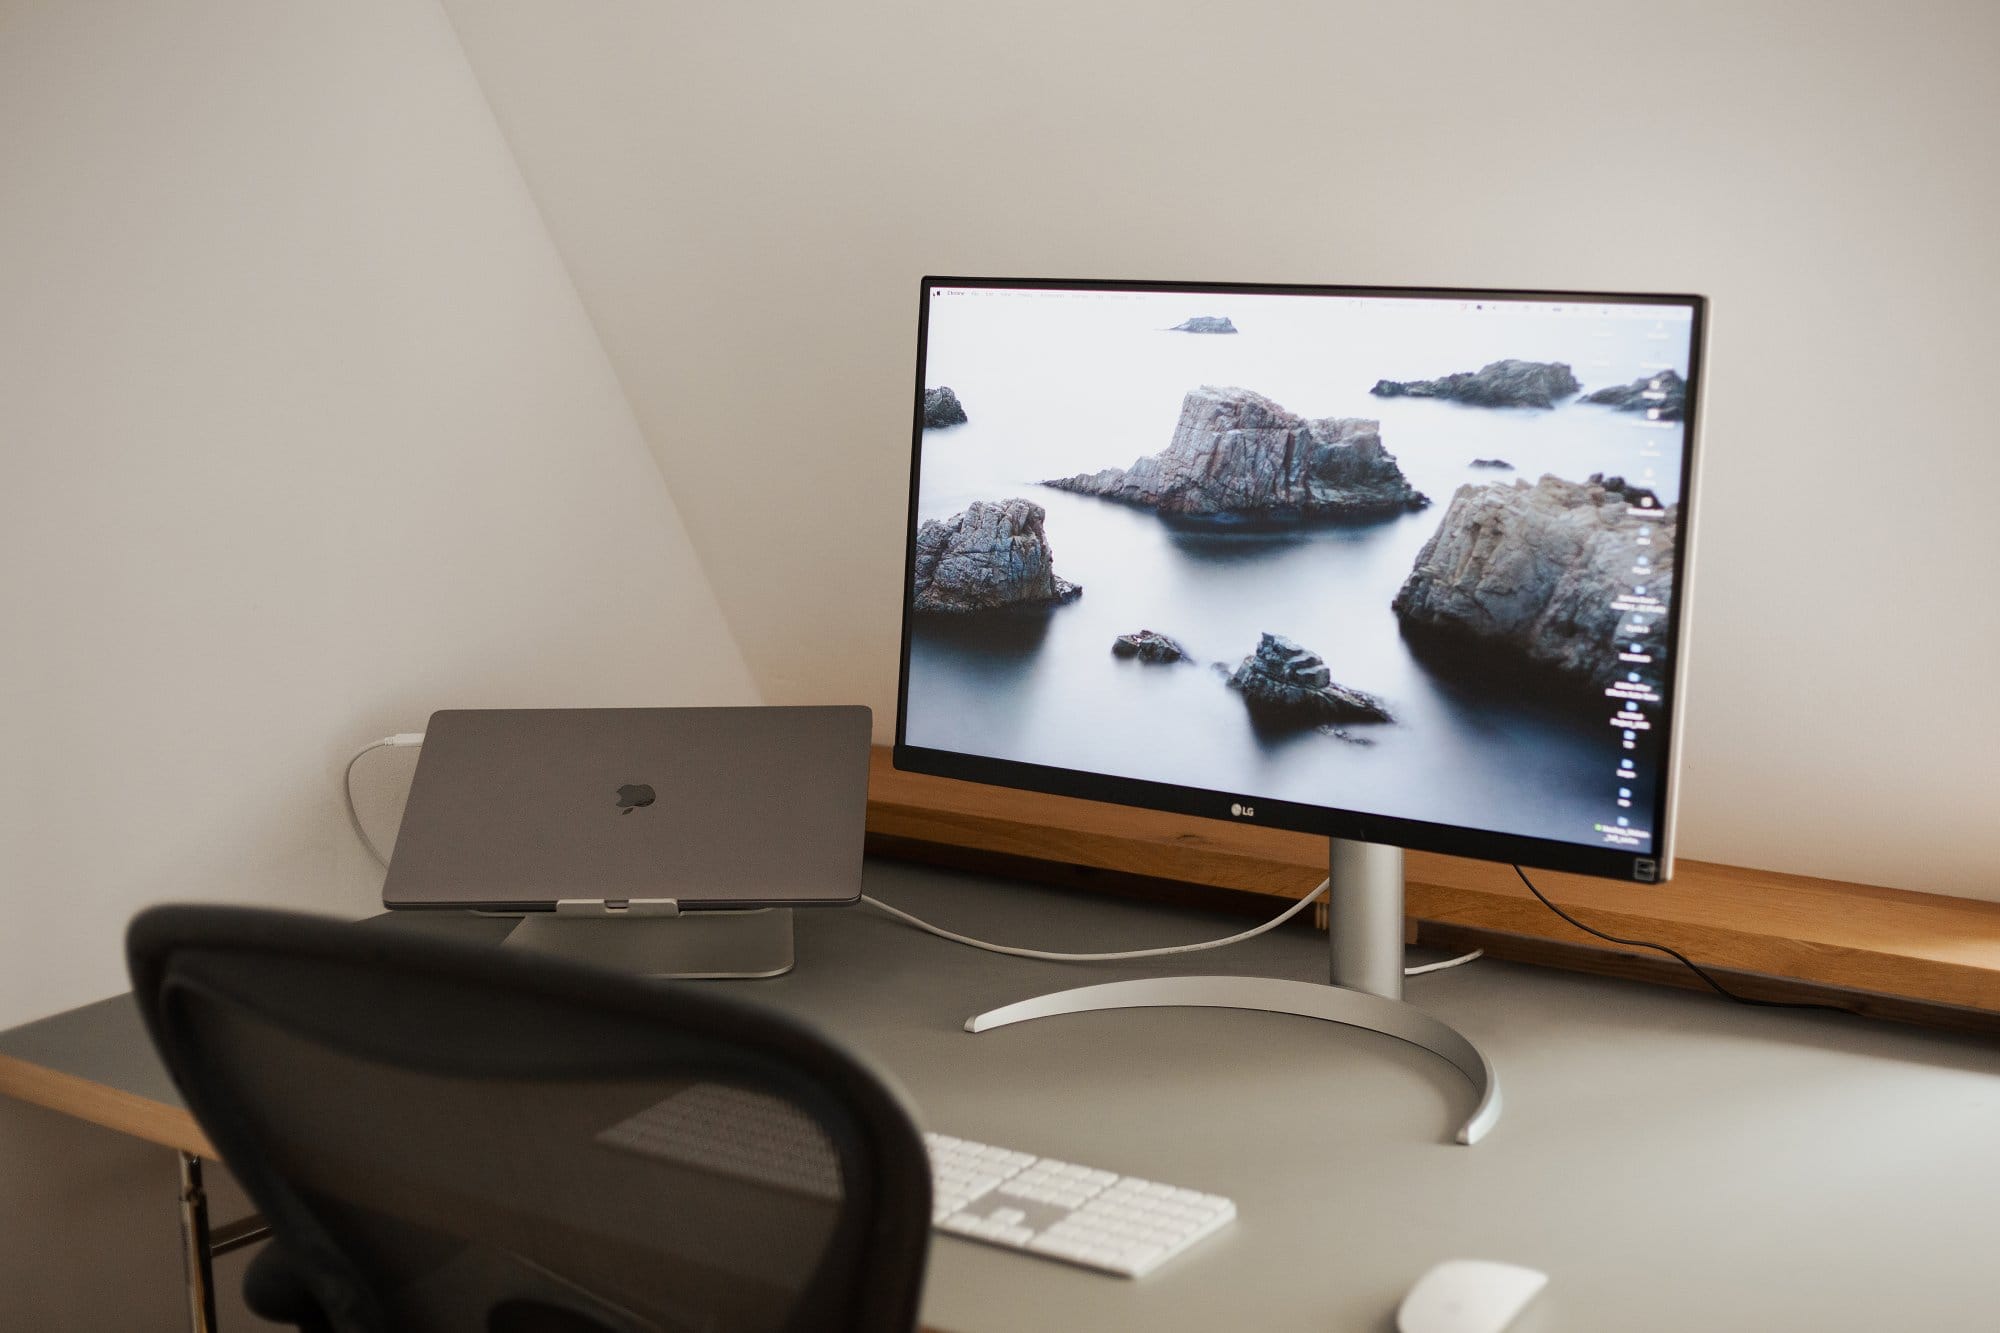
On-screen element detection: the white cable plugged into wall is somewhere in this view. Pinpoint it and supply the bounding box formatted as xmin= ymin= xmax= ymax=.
xmin=862 ymin=883 xmax=1482 ymax=976
xmin=343 ymin=733 xmax=424 ymax=867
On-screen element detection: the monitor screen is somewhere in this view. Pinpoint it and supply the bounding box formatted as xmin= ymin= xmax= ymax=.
xmin=895 ymin=278 xmax=1704 ymax=883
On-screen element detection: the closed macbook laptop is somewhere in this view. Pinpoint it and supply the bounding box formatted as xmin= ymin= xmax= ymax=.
xmin=381 ymin=706 xmax=872 ymax=913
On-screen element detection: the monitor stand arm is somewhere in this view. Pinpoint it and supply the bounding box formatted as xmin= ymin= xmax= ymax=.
xmin=963 ymin=838 xmax=1501 ymax=1145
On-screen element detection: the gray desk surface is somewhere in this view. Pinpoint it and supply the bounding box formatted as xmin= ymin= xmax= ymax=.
xmin=7 ymin=858 xmax=1999 ymax=1332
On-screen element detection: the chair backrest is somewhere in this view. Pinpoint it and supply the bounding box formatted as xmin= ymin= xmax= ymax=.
xmin=128 ymin=905 xmax=932 ymax=1333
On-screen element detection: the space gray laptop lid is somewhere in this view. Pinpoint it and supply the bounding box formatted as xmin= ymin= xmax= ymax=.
xmin=381 ymin=706 xmax=872 ymax=912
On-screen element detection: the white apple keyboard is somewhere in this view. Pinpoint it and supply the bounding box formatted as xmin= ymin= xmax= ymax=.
xmin=598 ymin=1088 xmax=1236 ymax=1277
xmin=926 ymin=1131 xmax=1236 ymax=1277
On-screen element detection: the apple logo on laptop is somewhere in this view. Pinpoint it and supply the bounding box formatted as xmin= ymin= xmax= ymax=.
xmin=614 ymin=783 xmax=656 ymax=815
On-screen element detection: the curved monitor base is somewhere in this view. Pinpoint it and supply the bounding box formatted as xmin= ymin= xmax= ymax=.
xmin=962 ymin=837 xmax=1501 ymax=1145
xmin=964 ymin=974 xmax=1499 ymax=1145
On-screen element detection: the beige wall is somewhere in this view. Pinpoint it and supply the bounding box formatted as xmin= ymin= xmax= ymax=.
xmin=441 ymin=0 xmax=2000 ymax=900
xmin=0 ymin=0 xmax=757 ymax=1032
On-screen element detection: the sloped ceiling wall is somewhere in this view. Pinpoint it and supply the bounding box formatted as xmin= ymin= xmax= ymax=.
xmin=0 ymin=0 xmax=758 ymax=1027
xmin=440 ymin=0 xmax=2000 ymax=900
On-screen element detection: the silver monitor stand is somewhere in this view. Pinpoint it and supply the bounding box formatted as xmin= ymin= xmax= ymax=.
xmin=963 ymin=838 xmax=1501 ymax=1144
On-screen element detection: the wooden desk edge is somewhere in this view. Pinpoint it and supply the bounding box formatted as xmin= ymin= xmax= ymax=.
xmin=0 ymin=1051 xmax=213 ymax=1156
xmin=866 ymin=748 xmax=2000 ymax=1023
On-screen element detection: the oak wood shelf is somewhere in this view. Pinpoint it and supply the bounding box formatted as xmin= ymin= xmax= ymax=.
xmin=865 ymin=748 xmax=2000 ymax=1028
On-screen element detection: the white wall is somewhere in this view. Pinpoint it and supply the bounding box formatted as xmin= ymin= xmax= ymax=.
xmin=0 ymin=0 xmax=758 ymax=1031
xmin=440 ymin=0 xmax=2000 ymax=901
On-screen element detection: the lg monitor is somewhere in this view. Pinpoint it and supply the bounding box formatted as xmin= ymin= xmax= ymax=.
xmin=895 ymin=277 xmax=1705 ymax=1141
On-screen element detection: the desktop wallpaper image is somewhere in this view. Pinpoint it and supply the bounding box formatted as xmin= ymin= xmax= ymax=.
xmin=903 ymin=287 xmax=1692 ymax=856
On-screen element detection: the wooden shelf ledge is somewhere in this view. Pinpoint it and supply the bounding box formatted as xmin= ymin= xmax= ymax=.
xmin=865 ymin=748 xmax=2000 ymax=1025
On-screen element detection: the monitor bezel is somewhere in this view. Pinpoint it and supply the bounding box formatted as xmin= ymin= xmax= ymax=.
xmin=895 ymin=275 xmax=1707 ymax=884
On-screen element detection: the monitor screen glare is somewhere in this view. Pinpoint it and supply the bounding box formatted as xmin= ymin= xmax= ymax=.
xmin=897 ymin=279 xmax=1704 ymax=883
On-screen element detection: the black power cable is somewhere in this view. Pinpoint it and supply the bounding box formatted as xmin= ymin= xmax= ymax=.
xmin=1513 ymin=864 xmax=1851 ymax=1015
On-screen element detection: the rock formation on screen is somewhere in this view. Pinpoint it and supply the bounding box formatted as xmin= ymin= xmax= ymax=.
xmin=1588 ymin=472 xmax=1661 ymax=510
xmin=1170 ymin=316 xmax=1238 ymax=333
xmin=1043 ymin=386 xmax=1427 ymax=522
xmin=1370 ymin=359 xmax=1582 ymax=409
xmin=1581 ymin=369 xmax=1686 ymax=421
xmin=1111 ymin=630 xmax=1189 ymax=663
xmin=1391 ymin=474 xmax=1674 ymax=697
xmin=911 ymin=499 xmax=1081 ymax=613
xmin=1227 ymin=633 xmax=1393 ymax=724
xmin=923 ymin=386 xmax=969 ymax=428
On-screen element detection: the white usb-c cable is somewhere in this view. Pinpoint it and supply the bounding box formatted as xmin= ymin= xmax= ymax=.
xmin=343 ymin=733 xmax=424 ymax=867
xmin=862 ymin=883 xmax=1482 ymax=976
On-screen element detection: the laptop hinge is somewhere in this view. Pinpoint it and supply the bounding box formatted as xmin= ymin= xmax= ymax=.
xmin=553 ymin=898 xmax=681 ymax=918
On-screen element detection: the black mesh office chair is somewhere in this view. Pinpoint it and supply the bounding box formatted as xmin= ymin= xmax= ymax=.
xmin=127 ymin=905 xmax=932 ymax=1333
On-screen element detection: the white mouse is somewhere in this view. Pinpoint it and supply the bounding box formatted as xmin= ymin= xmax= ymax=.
xmin=1396 ymin=1258 xmax=1549 ymax=1333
